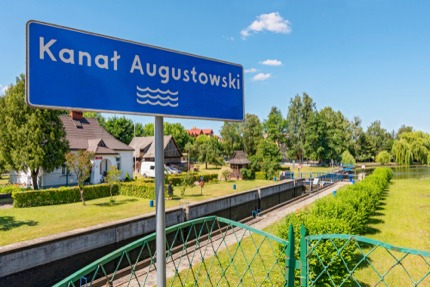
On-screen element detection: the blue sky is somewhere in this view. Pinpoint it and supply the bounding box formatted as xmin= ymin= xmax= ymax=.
xmin=1 ymin=0 xmax=430 ymax=135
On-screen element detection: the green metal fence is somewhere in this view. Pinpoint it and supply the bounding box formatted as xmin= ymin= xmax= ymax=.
xmin=54 ymin=217 xmax=430 ymax=287
xmin=291 ymin=225 xmax=430 ymax=287
xmin=53 ymin=216 xmax=290 ymax=287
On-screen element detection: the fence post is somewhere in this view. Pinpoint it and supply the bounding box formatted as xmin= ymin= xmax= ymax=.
xmin=300 ymin=224 xmax=307 ymax=287
xmin=286 ymin=224 xmax=296 ymax=287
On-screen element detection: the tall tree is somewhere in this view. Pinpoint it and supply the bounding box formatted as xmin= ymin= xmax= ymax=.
xmin=220 ymin=122 xmax=243 ymax=157
xmin=0 ymin=75 xmax=69 ymax=190
xmin=347 ymin=116 xmax=364 ymax=161
xmin=196 ymin=135 xmax=223 ymax=169
xmin=304 ymin=110 xmax=328 ymax=161
xmin=263 ymin=107 xmax=287 ymax=146
xmin=164 ymin=122 xmax=192 ymax=152
xmin=140 ymin=122 xmax=191 ymax=152
xmin=250 ymin=139 xmax=281 ymax=179
xmin=241 ymin=113 xmax=263 ymax=156
xmin=366 ymin=121 xmax=392 ymax=159
xmin=318 ymin=107 xmax=349 ymax=162
xmin=286 ymin=93 xmax=316 ymax=162
xmin=103 ymin=116 xmax=135 ymax=144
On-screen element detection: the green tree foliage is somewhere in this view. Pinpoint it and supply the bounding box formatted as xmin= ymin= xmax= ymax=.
xmin=83 ymin=112 xmax=106 ymax=126
xmin=391 ymin=131 xmax=430 ymax=165
xmin=0 ymin=75 xmax=69 ymax=190
xmin=241 ymin=113 xmax=263 ymax=156
xmin=304 ymin=110 xmax=329 ymax=161
xmin=376 ymin=150 xmax=391 ymax=165
xmin=106 ymin=166 xmax=122 ymax=201
xmin=103 ymin=116 xmax=135 ymax=144
xmin=396 ymin=124 xmax=413 ymax=139
xmin=319 ymin=107 xmax=349 ymax=162
xmin=341 ymin=150 xmax=356 ymax=165
xmin=366 ymin=121 xmax=393 ymax=160
xmin=196 ymin=135 xmax=223 ymax=169
xmin=220 ymin=122 xmax=243 ymax=157
xmin=164 ymin=122 xmax=193 ymax=152
xmin=263 ymin=106 xmax=287 ymax=146
xmin=346 ymin=116 xmax=364 ymax=161
xmin=65 ymin=150 xmax=95 ymax=205
xmin=250 ymin=139 xmax=281 ymax=179
xmin=140 ymin=122 xmax=191 ymax=152
xmin=286 ymin=93 xmax=316 ymax=162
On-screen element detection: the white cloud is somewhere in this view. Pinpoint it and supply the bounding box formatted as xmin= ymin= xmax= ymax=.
xmin=252 ymin=73 xmax=271 ymax=81
xmin=260 ymin=59 xmax=282 ymax=66
xmin=245 ymin=68 xmax=257 ymax=73
xmin=241 ymin=12 xmax=291 ymax=38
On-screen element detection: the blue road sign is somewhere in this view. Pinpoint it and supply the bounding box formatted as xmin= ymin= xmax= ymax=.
xmin=26 ymin=21 xmax=244 ymax=121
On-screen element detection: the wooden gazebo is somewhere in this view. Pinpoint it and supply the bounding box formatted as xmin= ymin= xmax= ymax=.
xmin=229 ymin=151 xmax=250 ymax=179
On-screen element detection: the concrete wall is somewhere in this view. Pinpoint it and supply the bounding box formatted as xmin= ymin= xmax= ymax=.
xmin=186 ymin=188 xmax=259 ymax=221
xmin=0 ymin=208 xmax=185 ymax=286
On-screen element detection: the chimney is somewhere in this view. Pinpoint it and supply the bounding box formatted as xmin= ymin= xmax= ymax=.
xmin=70 ymin=111 xmax=83 ymax=120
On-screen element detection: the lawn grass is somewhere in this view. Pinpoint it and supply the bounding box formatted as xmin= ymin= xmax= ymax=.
xmin=0 ymin=165 xmax=333 ymax=247
xmin=353 ymin=178 xmax=430 ymax=285
xmin=0 ymin=179 xmax=272 ymax=246
xmin=170 ymin=177 xmax=430 ymax=286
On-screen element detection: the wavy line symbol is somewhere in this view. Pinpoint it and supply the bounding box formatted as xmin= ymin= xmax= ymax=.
xmin=136 ymin=86 xmax=179 ymax=108
xmin=137 ymin=86 xmax=178 ymax=96
xmin=136 ymin=99 xmax=179 ymax=107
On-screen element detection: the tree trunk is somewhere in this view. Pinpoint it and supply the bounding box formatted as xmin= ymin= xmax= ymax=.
xmin=31 ymin=168 xmax=39 ymax=190
xmin=80 ymin=188 xmax=86 ymax=205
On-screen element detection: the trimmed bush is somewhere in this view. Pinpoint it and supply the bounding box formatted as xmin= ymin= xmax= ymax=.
xmin=277 ymin=167 xmax=393 ymax=285
xmin=119 ymin=181 xmax=157 ymax=198
xmin=13 ymin=184 xmax=118 ymax=208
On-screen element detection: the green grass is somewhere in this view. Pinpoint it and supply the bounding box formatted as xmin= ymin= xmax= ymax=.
xmin=354 ymin=178 xmax=430 ymax=285
xmin=0 ymin=166 xmax=336 ymax=247
xmin=0 ymin=179 xmax=272 ymax=246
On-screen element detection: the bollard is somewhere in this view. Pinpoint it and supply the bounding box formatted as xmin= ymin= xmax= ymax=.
xmin=333 ymin=190 xmax=337 ymax=196
xmin=233 ymin=184 xmax=236 ymax=190
xmin=149 ymin=200 xmax=154 ymax=207
xmin=274 ymin=176 xmax=277 ymax=181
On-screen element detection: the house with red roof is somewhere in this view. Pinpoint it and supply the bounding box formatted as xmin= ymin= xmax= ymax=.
xmin=187 ymin=127 xmax=214 ymax=137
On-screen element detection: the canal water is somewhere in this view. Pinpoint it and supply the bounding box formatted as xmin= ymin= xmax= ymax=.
xmin=390 ymin=165 xmax=430 ymax=180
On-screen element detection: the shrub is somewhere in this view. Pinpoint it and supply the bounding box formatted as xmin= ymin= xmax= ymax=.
xmin=240 ymin=168 xmax=255 ymax=180
xmin=277 ymin=167 xmax=393 ymax=285
xmin=255 ymin=171 xmax=266 ymax=180
xmin=119 ymin=181 xmax=157 ymax=198
xmin=13 ymin=184 xmax=117 ymax=207
xmin=0 ymin=184 xmax=21 ymax=194
xmin=219 ymin=167 xmax=232 ymax=181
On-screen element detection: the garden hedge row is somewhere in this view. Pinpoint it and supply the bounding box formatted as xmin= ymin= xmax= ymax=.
xmin=11 ymin=172 xmax=220 ymax=207
xmin=13 ymin=184 xmax=119 ymax=208
xmin=277 ymin=167 xmax=393 ymax=285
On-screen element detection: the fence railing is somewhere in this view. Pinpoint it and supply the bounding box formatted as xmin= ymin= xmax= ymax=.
xmin=289 ymin=225 xmax=430 ymax=287
xmin=53 ymin=216 xmax=290 ymax=287
xmin=54 ymin=217 xmax=430 ymax=286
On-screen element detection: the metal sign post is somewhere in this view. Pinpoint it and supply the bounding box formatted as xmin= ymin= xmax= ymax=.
xmin=26 ymin=20 xmax=244 ymax=287
xmin=154 ymin=116 xmax=166 ymax=286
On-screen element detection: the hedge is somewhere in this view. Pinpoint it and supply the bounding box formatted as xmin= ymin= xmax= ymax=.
xmin=12 ymin=184 xmax=119 ymax=208
xmin=277 ymin=167 xmax=393 ymax=285
xmin=0 ymin=184 xmax=22 ymax=194
xmin=119 ymin=181 xmax=157 ymax=198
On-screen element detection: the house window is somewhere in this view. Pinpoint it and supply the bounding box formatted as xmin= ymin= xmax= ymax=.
xmin=116 ymin=157 xmax=121 ymax=170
